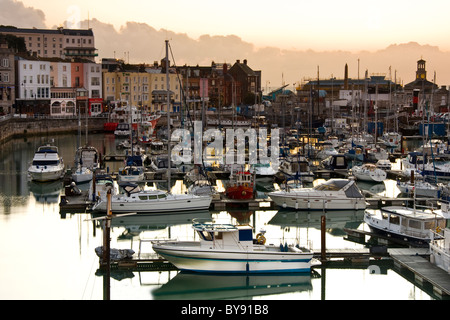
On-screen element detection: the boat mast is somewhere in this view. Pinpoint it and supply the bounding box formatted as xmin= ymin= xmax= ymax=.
xmin=166 ymin=40 xmax=172 ymax=192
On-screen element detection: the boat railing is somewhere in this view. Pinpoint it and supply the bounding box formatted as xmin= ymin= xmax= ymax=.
xmin=139 ymin=238 xmax=178 ymax=259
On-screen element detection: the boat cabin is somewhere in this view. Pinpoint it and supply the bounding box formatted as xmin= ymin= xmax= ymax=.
xmin=193 ymin=222 xmax=254 ymax=250
xmin=369 ymin=206 xmax=446 ymax=241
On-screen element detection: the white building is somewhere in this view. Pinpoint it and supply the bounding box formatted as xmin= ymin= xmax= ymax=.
xmin=16 ymin=57 xmax=51 ymax=114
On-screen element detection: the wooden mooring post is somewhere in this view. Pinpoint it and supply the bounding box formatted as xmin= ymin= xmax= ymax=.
xmin=321 ymin=215 xmax=326 ymax=262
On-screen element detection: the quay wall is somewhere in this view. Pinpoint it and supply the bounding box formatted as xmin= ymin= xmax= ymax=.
xmin=0 ymin=116 xmax=107 ymax=143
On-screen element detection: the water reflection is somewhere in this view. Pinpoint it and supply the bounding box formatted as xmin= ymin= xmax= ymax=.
xmin=152 ymin=272 xmax=312 ymax=300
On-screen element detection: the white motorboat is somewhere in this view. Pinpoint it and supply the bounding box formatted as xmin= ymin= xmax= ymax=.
xmin=152 ymin=220 xmax=313 ymax=273
xmin=28 ymin=144 xmax=65 ymax=182
xmin=114 ymin=122 xmax=131 ymax=138
xmin=364 ymin=206 xmax=446 ymax=246
xmin=71 ymin=145 xmax=99 ymax=183
xmin=397 ymin=180 xmax=441 ymax=198
xmin=268 ymin=178 xmax=366 ymax=210
xmin=351 ymin=163 xmax=387 ymax=182
xmin=91 ymin=184 xmax=212 ymax=213
xmin=277 ymin=156 xmax=314 ymax=183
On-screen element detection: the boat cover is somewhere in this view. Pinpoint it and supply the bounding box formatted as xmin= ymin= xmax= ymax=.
xmin=344 ymin=183 xmax=364 ymax=198
xmin=95 ymin=246 xmax=135 ymax=261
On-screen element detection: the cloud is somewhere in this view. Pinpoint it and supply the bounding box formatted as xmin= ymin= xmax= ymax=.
xmin=85 ymin=17 xmax=450 ymax=87
xmin=0 ymin=0 xmax=46 ymax=28
xmin=3 ymin=0 xmax=450 ymax=87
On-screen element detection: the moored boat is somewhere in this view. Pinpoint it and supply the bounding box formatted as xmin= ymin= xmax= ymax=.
xmin=225 ymin=170 xmax=255 ymax=200
xmin=268 ymin=178 xmax=366 ymax=210
xmin=151 ymin=220 xmax=313 ymax=273
xmin=28 ymin=144 xmax=65 ymax=182
xmin=351 ymin=163 xmax=387 ymax=182
xmin=429 ymin=227 xmax=450 ymax=273
xmin=364 ymin=205 xmax=446 ymax=246
xmin=91 ymin=183 xmax=212 ymax=213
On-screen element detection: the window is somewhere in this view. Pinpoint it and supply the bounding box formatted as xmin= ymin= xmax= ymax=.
xmin=409 ymin=220 xmax=422 ymax=229
xmin=91 ymin=77 xmax=100 ymax=86
xmin=389 ymin=214 xmax=400 ymax=225
xmin=2 ymin=59 xmax=9 ymax=67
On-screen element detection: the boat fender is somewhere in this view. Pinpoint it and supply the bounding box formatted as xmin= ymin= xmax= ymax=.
xmin=256 ymin=233 xmax=266 ymax=245
xmin=282 ymin=203 xmax=287 ymax=208
xmin=295 ymin=201 xmax=298 ymax=209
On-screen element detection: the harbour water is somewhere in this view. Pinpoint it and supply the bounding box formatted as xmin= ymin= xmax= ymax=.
xmin=0 ymin=132 xmax=440 ymax=300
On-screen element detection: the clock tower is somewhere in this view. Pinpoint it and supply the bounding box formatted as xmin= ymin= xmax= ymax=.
xmin=416 ymin=59 xmax=427 ymax=80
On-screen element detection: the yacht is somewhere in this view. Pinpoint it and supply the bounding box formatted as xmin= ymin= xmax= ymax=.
xmin=91 ymin=183 xmax=212 ymax=213
xmin=268 ymin=178 xmax=366 ymax=210
xmin=152 ymin=220 xmax=313 ymax=273
xmin=28 ymin=144 xmax=64 ymax=182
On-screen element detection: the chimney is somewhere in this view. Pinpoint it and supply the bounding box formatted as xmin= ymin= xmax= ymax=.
xmin=344 ymin=63 xmax=348 ymax=90
xmin=243 ymin=59 xmax=247 ymax=65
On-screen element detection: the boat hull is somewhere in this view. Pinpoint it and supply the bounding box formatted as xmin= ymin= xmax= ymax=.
xmin=28 ymin=166 xmax=64 ymax=182
xmin=152 ymin=243 xmax=312 ymax=273
xmin=92 ymin=196 xmax=212 ymax=213
xmin=226 ymin=186 xmax=254 ymax=200
xmin=269 ymin=193 xmax=366 ymax=210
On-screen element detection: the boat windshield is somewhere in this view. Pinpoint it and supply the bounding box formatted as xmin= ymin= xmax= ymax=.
xmin=313 ymin=180 xmax=346 ymax=191
xmin=32 ymin=160 xmax=59 ymax=166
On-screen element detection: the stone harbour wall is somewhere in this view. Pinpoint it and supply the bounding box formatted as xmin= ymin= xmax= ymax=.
xmin=0 ymin=116 xmax=107 ymax=143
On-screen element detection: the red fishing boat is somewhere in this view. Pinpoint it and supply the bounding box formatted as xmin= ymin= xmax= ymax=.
xmin=225 ymin=170 xmax=255 ymax=200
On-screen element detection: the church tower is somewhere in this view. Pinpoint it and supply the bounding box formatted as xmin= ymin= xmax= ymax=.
xmin=416 ymin=59 xmax=427 ymax=80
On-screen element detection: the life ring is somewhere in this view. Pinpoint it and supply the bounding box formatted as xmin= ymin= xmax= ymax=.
xmin=256 ymin=233 xmax=266 ymax=245
xmin=436 ymin=226 xmax=442 ymax=234
xmin=242 ymin=191 xmax=246 ymax=196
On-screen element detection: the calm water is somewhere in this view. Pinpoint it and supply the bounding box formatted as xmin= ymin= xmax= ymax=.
xmin=0 ymin=132 xmax=438 ymax=300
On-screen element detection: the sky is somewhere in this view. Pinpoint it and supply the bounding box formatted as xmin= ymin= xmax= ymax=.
xmin=3 ymin=0 xmax=450 ymax=87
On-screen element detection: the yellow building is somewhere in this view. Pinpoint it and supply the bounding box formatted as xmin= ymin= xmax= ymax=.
xmin=102 ymin=69 xmax=182 ymax=113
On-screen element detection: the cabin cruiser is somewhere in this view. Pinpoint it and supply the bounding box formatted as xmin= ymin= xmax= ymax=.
xmin=91 ymin=183 xmax=212 ymax=213
xmin=28 ymin=144 xmax=65 ymax=182
xmin=397 ymin=180 xmax=441 ymax=198
xmin=152 ymin=220 xmax=313 ymax=273
xmin=277 ymin=156 xmax=314 ymax=183
xmin=268 ymin=178 xmax=366 ymax=210
xmin=114 ymin=122 xmax=131 ymax=138
xmin=364 ymin=205 xmax=446 ymax=246
xmin=351 ymin=163 xmax=387 ymax=182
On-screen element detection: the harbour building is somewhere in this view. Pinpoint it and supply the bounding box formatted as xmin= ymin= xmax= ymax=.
xmin=0 ymin=26 xmax=97 ymax=62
